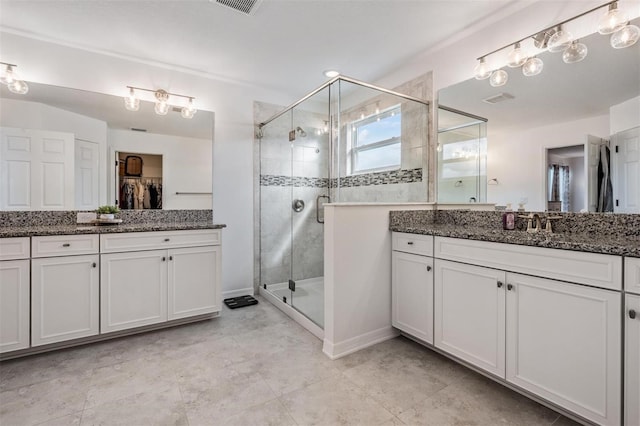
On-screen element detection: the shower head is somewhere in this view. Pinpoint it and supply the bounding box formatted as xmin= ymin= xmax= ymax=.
xmin=296 ymin=126 xmax=307 ymax=137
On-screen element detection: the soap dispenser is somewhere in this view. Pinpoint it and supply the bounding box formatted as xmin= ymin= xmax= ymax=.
xmin=502 ymin=203 xmax=516 ymax=230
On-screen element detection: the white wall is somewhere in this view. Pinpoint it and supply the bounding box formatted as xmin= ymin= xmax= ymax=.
xmin=611 ymin=96 xmax=640 ymax=134
xmin=487 ymin=114 xmax=608 ymax=211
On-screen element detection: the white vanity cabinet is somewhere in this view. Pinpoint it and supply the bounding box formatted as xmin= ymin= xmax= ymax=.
xmin=626 ymin=293 xmax=640 ymax=426
xmin=433 ymin=237 xmax=622 ymax=426
xmin=0 ymin=237 xmax=30 ymax=353
xmin=434 ymin=259 xmax=506 ymax=377
xmin=391 ymin=233 xmax=433 ymax=344
xmin=100 ymin=230 xmax=221 ymax=333
xmin=31 ymin=235 xmax=100 ymax=346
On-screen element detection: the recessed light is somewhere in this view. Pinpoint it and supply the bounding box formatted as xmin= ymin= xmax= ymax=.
xmin=324 ymin=70 xmax=340 ymax=78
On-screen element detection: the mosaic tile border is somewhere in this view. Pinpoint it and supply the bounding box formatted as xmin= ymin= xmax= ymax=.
xmin=260 ymin=168 xmax=423 ymax=188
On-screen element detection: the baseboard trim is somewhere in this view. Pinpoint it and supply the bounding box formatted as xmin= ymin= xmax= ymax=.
xmin=222 ymin=287 xmax=256 ymax=299
xmin=322 ymin=326 xmax=399 ymax=360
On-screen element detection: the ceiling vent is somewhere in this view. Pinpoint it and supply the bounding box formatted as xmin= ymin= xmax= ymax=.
xmin=214 ymin=0 xmax=263 ymax=15
xmin=131 ymin=128 xmax=147 ymax=132
xmin=482 ymin=93 xmax=515 ymax=104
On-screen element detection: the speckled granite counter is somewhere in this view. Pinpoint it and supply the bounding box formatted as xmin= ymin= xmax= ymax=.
xmin=0 ymin=222 xmax=226 ymax=238
xmin=390 ymin=210 xmax=640 ymax=258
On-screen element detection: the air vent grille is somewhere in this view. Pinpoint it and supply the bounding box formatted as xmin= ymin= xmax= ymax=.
xmin=482 ymin=93 xmax=515 ymax=104
xmin=215 ymin=0 xmax=263 ymax=15
xmin=131 ymin=128 xmax=147 ymax=132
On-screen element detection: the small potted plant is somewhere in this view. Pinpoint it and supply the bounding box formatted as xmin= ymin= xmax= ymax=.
xmin=96 ymin=205 xmax=120 ymax=220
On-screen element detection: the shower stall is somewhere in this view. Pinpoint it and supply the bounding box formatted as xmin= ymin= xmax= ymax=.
xmin=257 ymin=76 xmax=429 ymax=335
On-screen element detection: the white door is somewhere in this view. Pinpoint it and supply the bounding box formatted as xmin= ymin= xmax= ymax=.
xmin=75 ymin=139 xmax=100 ymax=210
xmin=626 ymin=294 xmax=640 ymax=426
xmin=0 ymin=127 xmax=74 ymax=210
xmin=100 ymin=250 xmax=167 ymax=333
xmin=168 ymin=246 xmax=221 ymax=320
xmin=392 ymin=251 xmax=433 ymax=344
xmin=434 ymin=259 xmax=506 ymax=378
xmin=585 ymin=135 xmax=601 ymax=212
xmin=0 ymin=260 xmax=30 ymax=353
xmin=612 ymin=126 xmax=640 ymax=213
xmin=506 ymin=273 xmax=621 ymax=426
xmin=31 ymin=255 xmax=99 ymax=346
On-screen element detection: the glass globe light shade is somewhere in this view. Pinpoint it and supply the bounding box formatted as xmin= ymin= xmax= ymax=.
xmin=0 ymin=65 xmax=17 ymax=85
xmin=598 ymin=3 xmax=628 ymax=34
xmin=155 ymin=101 xmax=170 ymax=115
xmin=507 ymin=42 xmax=527 ymax=68
xmin=124 ymin=88 xmax=140 ymax=111
xmin=611 ymin=24 xmax=640 ymax=49
xmin=474 ymin=58 xmax=492 ymax=80
xmin=181 ymin=99 xmax=197 ymax=119
xmin=8 ymin=79 xmax=28 ymax=94
xmin=547 ymin=27 xmax=574 ymax=52
xmin=489 ymin=69 xmax=509 ymax=87
xmin=522 ymin=57 xmax=544 ymax=76
xmin=562 ymin=40 xmax=588 ymax=63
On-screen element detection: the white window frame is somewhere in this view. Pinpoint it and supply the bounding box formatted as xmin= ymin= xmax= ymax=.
xmin=349 ymin=105 xmax=402 ymax=175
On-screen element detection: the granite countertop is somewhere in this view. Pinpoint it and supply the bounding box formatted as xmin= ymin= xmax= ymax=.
xmin=0 ymin=222 xmax=226 ymax=238
xmin=391 ymin=223 xmax=640 ymax=258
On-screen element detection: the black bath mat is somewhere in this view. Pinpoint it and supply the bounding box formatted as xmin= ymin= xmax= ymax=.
xmin=224 ymin=295 xmax=259 ymax=309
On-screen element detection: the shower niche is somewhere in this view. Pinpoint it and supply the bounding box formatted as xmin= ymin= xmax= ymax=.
xmin=257 ymin=77 xmax=429 ymax=335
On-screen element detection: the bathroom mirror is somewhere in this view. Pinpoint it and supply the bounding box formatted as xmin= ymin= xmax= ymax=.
xmin=438 ymin=24 xmax=640 ymax=213
xmin=0 ymin=82 xmax=213 ymax=211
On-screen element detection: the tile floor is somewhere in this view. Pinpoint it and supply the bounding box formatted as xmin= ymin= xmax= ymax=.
xmin=0 ymin=295 xmax=580 ymax=426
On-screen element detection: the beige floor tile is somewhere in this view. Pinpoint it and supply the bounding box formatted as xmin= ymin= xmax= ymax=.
xmin=81 ymin=385 xmax=187 ymax=426
xmin=280 ymin=374 xmax=395 ymax=425
xmin=34 ymin=412 xmax=82 ymax=426
xmin=0 ymin=373 xmax=90 ymax=426
xmin=218 ymin=399 xmax=297 ymax=426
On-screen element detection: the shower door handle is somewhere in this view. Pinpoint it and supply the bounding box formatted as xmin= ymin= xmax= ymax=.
xmin=316 ymin=195 xmax=331 ymax=224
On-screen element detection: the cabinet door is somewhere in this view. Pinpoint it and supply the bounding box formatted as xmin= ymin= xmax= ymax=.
xmin=168 ymin=246 xmax=221 ymax=320
xmin=392 ymin=251 xmax=433 ymax=343
xmin=626 ymin=294 xmax=640 ymax=426
xmin=101 ymin=250 xmax=167 ymax=333
xmin=434 ymin=259 xmax=506 ymax=378
xmin=506 ymin=273 xmax=621 ymax=426
xmin=32 ymin=255 xmax=99 ymax=346
xmin=0 ymin=260 xmax=30 ymax=353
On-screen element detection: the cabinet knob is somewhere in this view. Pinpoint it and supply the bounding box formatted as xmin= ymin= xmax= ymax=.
xmin=426 ymin=265 xmax=432 ymax=271
xmin=631 ymin=309 xmax=637 ymax=320
xmin=92 ymin=262 xmax=97 ymax=268
xmin=162 ymin=257 xmax=166 ymax=261
xmin=164 ymin=238 xmax=170 ymax=242
xmin=407 ymin=241 xmax=414 ymax=245
xmin=497 ymin=281 xmax=503 ymax=288
xmin=62 ymin=243 xmax=71 ymax=247
xmin=169 ymin=256 xmax=173 ymax=261
xmin=507 ymin=284 xmax=514 ymax=291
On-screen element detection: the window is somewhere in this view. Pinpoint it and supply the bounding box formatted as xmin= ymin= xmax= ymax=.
xmin=349 ymin=106 xmax=401 ymax=174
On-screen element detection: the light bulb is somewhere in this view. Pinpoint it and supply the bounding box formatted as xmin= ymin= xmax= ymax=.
xmin=611 ymin=24 xmax=640 ymax=49
xmin=507 ymin=42 xmax=527 ymax=68
xmin=124 ymin=88 xmax=140 ymax=111
xmin=474 ymin=57 xmax=492 ymax=80
xmin=489 ymin=69 xmax=508 ymax=87
xmin=522 ymin=57 xmax=544 ymax=76
xmin=562 ymin=40 xmax=588 ymax=63
xmin=598 ymin=2 xmax=628 ymax=34
xmin=8 ymin=79 xmax=28 ymax=94
xmin=181 ymin=98 xmax=197 ymax=119
xmin=154 ymin=90 xmax=170 ymax=116
xmin=547 ymin=26 xmax=573 ymax=52
xmin=0 ymin=65 xmax=17 ymax=85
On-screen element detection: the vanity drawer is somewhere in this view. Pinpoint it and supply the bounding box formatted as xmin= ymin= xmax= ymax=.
xmin=392 ymin=232 xmax=433 ymax=256
xmin=625 ymin=257 xmax=640 ymax=295
xmin=434 ymin=236 xmax=622 ymax=290
xmin=32 ymin=234 xmax=99 ymax=258
xmin=100 ymin=229 xmax=221 ymax=253
xmin=0 ymin=237 xmax=30 ymax=261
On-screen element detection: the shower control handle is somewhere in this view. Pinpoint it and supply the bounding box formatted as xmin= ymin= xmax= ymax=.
xmin=292 ymin=199 xmax=305 ymax=213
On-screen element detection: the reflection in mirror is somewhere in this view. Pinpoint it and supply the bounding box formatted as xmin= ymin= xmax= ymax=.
xmin=0 ymin=82 xmax=213 ymax=211
xmin=438 ymin=20 xmax=640 ymax=213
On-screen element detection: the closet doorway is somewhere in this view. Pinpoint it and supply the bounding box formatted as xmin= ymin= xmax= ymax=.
xmin=116 ymin=152 xmax=163 ymax=210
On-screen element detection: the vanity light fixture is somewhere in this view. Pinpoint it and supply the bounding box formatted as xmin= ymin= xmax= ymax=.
xmin=123 ymin=86 xmax=197 ymax=119
xmin=0 ymin=62 xmax=29 ymax=95
xmin=473 ymin=1 xmax=638 ymax=86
